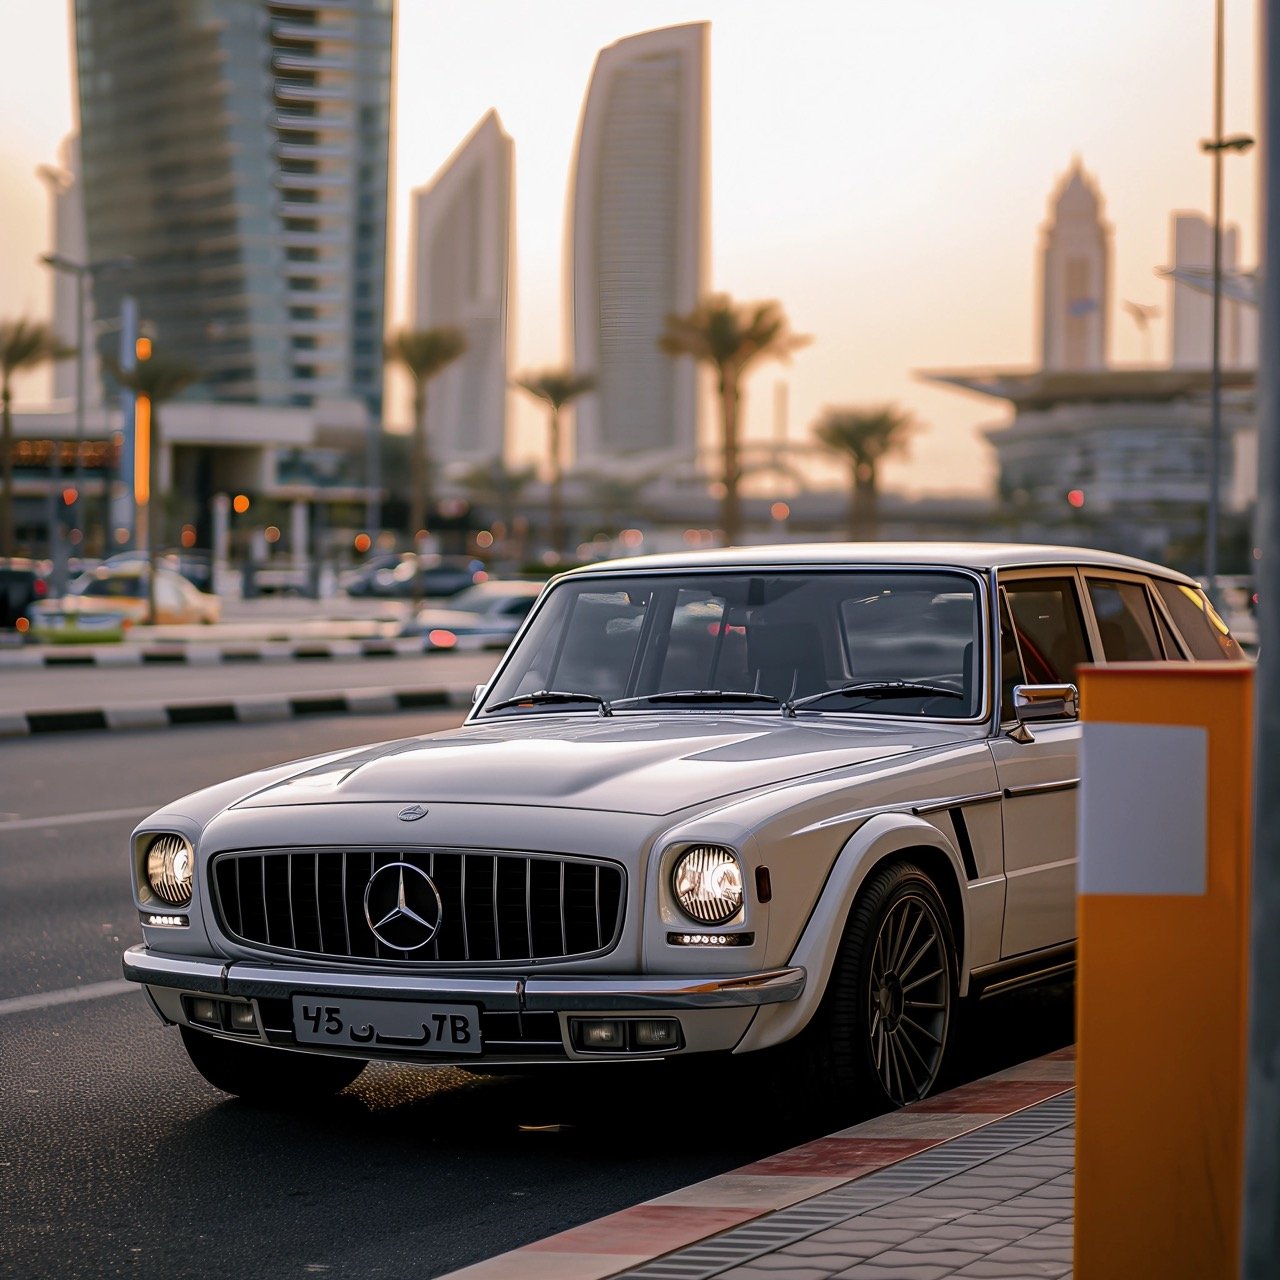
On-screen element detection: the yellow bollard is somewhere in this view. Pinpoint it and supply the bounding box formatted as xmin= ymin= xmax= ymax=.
xmin=1075 ymin=661 xmax=1253 ymax=1279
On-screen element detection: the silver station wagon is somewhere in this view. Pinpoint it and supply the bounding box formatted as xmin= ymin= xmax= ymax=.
xmin=123 ymin=544 xmax=1244 ymax=1111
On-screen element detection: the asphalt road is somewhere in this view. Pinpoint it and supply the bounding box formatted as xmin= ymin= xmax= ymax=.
xmin=0 ymin=651 xmax=501 ymax=713
xmin=1 ymin=713 xmax=1074 ymax=1280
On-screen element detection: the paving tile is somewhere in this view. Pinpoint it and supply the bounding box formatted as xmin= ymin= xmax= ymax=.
xmin=833 ymin=1262 xmax=954 ymax=1279
xmin=440 ymin=1251 xmax=650 ymax=1280
xmin=648 ymin=1173 xmax=850 ymax=1211
xmin=738 ymin=1136 xmax=935 ymax=1178
xmin=909 ymin=1079 xmax=1073 ymax=1114
xmin=524 ymin=1204 xmax=758 ymax=1256
xmin=830 ymin=1112 xmax=989 ymax=1140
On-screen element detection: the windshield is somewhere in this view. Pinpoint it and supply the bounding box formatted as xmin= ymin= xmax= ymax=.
xmin=480 ymin=570 xmax=983 ymax=719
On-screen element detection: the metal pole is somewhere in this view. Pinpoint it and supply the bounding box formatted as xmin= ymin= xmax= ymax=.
xmin=1207 ymin=0 xmax=1225 ymax=602
xmin=1243 ymin=2 xmax=1280 ymax=1272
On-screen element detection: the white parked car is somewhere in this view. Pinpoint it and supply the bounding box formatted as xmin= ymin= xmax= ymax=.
xmin=399 ymin=580 xmax=544 ymax=649
xmin=122 ymin=544 xmax=1244 ymax=1111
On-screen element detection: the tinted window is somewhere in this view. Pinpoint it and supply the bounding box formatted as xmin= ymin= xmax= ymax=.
xmin=1087 ymin=579 xmax=1161 ymax=661
xmin=999 ymin=591 xmax=1026 ymax=721
xmin=1002 ymin=577 xmax=1089 ymax=684
xmin=1152 ymin=580 xmax=1246 ymax=660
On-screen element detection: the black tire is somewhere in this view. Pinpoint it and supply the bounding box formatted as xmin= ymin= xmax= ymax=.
xmin=179 ymin=1026 xmax=366 ymax=1103
xmin=813 ymin=860 xmax=958 ymax=1114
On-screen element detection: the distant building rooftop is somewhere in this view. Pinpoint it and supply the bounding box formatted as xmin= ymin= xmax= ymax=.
xmin=919 ymin=366 xmax=1255 ymax=410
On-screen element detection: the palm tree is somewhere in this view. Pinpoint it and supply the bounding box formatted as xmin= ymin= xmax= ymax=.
xmin=812 ymin=404 xmax=919 ymax=541
xmin=458 ymin=455 xmax=538 ymax=558
xmin=108 ymin=354 xmax=200 ymax=620
xmin=513 ymin=369 xmax=595 ymax=557
xmin=659 ymin=296 xmax=809 ymax=546
xmin=1 ymin=319 xmax=74 ymax=557
xmin=580 ymin=470 xmax=657 ymax=539
xmin=384 ymin=328 xmax=467 ymax=543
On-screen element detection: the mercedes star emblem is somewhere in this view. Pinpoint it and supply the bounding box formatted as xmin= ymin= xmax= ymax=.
xmin=363 ymin=862 xmax=443 ymax=951
xmin=397 ymin=804 xmax=429 ymax=822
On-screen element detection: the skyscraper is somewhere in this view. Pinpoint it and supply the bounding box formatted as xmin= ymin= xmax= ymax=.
xmin=1167 ymin=212 xmax=1254 ymax=369
xmin=1039 ymin=159 xmax=1110 ymax=371
xmin=72 ymin=0 xmax=393 ymax=410
xmin=567 ymin=22 xmax=708 ymax=467
xmin=410 ymin=110 xmax=513 ymax=468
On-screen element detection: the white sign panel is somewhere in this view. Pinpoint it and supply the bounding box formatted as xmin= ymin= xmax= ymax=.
xmin=1078 ymin=722 xmax=1207 ymax=895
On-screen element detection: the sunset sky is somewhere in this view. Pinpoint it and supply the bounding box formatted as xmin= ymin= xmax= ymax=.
xmin=0 ymin=0 xmax=1260 ymax=497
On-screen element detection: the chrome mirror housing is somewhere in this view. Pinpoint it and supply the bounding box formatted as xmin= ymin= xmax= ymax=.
xmin=1013 ymin=682 xmax=1079 ymax=722
xmin=472 ymin=683 xmax=488 ymax=705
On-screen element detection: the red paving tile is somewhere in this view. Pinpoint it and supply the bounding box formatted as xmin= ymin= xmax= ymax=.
xmin=736 ymin=1135 xmax=935 ymax=1178
xmin=908 ymin=1078 xmax=1071 ymax=1113
xmin=525 ymin=1204 xmax=759 ymax=1255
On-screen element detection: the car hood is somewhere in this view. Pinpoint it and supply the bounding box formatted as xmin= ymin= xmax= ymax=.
xmin=230 ymin=713 xmax=984 ymax=817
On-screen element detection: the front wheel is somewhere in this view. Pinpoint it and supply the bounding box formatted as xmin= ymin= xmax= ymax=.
xmin=822 ymin=861 xmax=958 ymax=1112
xmin=179 ymin=1026 xmax=366 ymax=1103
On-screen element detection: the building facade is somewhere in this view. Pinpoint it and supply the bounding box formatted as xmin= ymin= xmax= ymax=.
xmin=410 ymin=110 xmax=513 ymax=469
xmin=567 ymin=22 xmax=708 ymax=468
xmin=73 ymin=0 xmax=393 ymax=410
xmin=1039 ymin=159 xmax=1111 ymax=371
xmin=1167 ymin=212 xmax=1255 ymax=369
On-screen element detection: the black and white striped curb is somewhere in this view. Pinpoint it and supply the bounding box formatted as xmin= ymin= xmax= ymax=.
xmin=0 ymin=638 xmax=430 ymax=668
xmin=0 ymin=685 xmax=475 ymax=738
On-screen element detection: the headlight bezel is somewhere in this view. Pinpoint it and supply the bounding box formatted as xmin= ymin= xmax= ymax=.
xmin=142 ymin=832 xmax=195 ymax=908
xmin=670 ymin=843 xmax=745 ymax=928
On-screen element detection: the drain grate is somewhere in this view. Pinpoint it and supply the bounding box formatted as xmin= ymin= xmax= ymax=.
xmin=617 ymin=1091 xmax=1075 ymax=1280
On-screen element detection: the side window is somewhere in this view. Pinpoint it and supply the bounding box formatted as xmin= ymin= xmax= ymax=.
xmin=1152 ymin=604 xmax=1188 ymax=660
xmin=1152 ymin=580 xmax=1246 ymax=660
xmin=1086 ymin=579 xmax=1161 ymax=661
xmin=1002 ymin=577 xmax=1090 ymax=685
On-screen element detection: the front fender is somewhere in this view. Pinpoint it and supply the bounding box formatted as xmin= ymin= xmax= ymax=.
xmin=733 ymin=811 xmax=970 ymax=1054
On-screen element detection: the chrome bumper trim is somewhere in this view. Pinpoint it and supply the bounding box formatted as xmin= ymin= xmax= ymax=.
xmin=122 ymin=946 xmax=805 ymax=1011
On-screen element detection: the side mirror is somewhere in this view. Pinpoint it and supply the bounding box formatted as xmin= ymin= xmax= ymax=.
xmin=1013 ymin=682 xmax=1079 ymax=723
xmin=472 ymin=683 xmax=488 ymax=706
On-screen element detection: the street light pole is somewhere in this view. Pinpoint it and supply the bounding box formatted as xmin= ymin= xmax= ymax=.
xmin=37 ymin=253 xmax=132 ymax=561
xmin=1200 ymin=0 xmax=1254 ymax=603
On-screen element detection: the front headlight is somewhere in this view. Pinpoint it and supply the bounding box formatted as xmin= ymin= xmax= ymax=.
xmin=672 ymin=845 xmax=743 ymax=926
xmin=146 ymin=833 xmax=194 ymax=907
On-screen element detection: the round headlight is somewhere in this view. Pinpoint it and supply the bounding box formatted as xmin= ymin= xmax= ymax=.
xmin=146 ymin=834 xmax=194 ymax=907
xmin=672 ymin=845 xmax=744 ymax=926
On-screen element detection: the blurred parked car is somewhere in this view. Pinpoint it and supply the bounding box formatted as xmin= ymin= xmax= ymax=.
xmin=29 ymin=565 xmax=221 ymax=637
xmin=104 ymin=549 xmax=214 ymax=594
xmin=399 ymin=580 xmax=544 ymax=649
xmin=0 ymin=558 xmax=50 ymax=631
xmin=342 ymin=553 xmax=486 ymax=599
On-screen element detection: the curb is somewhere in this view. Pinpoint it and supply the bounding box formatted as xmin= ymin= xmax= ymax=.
xmin=438 ymin=1046 xmax=1076 ymax=1280
xmin=0 ymin=685 xmax=475 ymax=738
xmin=0 ymin=638 xmax=431 ymax=668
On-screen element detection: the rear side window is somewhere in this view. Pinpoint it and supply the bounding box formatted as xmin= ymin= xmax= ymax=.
xmin=1002 ymin=577 xmax=1090 ymax=684
xmin=1152 ymin=580 xmax=1246 ymax=660
xmin=1087 ymin=579 xmax=1161 ymax=661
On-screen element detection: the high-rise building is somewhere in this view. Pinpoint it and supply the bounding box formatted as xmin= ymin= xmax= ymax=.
xmin=567 ymin=22 xmax=708 ymax=467
xmin=1039 ymin=159 xmax=1110 ymax=371
xmin=1167 ymin=212 xmax=1255 ymax=369
xmin=72 ymin=0 xmax=393 ymax=410
xmin=36 ymin=135 xmax=96 ymax=405
xmin=410 ymin=110 xmax=513 ymax=469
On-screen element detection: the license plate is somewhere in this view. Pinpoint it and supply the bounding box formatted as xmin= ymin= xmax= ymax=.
xmin=291 ymin=996 xmax=482 ymax=1055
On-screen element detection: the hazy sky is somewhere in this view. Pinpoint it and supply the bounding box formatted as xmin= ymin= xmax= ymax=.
xmin=0 ymin=0 xmax=1260 ymax=496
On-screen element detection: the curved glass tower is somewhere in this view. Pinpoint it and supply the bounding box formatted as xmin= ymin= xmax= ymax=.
xmin=567 ymin=23 xmax=707 ymax=467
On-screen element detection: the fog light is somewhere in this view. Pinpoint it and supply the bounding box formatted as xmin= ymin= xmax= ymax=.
xmin=573 ymin=1019 xmax=626 ymax=1051
xmin=228 ymin=1003 xmax=258 ymax=1033
xmin=189 ymin=997 xmax=220 ymax=1027
xmin=631 ymin=1019 xmax=680 ymax=1048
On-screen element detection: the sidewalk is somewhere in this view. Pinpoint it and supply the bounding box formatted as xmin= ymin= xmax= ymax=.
xmin=442 ymin=1047 xmax=1076 ymax=1280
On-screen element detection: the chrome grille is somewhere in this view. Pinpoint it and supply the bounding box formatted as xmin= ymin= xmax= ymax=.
xmin=211 ymin=848 xmax=625 ymax=963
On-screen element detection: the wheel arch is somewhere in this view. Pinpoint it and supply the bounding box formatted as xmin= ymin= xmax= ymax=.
xmin=733 ymin=811 xmax=971 ymax=1055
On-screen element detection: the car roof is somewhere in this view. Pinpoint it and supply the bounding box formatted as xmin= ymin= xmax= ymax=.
xmin=553 ymin=542 xmax=1200 ymax=585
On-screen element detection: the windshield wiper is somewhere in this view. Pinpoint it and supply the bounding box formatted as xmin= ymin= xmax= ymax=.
xmin=784 ymin=681 xmax=965 ymax=717
xmin=485 ymin=689 xmax=612 ymax=715
xmin=609 ymin=689 xmax=780 ymax=712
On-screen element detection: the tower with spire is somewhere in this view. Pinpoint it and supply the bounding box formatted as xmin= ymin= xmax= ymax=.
xmin=1039 ymin=158 xmax=1111 ymax=371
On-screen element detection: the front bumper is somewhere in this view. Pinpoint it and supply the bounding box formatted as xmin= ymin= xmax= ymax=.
xmin=122 ymin=945 xmax=806 ymax=1062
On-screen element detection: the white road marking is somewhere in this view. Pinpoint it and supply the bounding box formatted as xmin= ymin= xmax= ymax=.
xmin=0 ymin=979 xmax=135 ymax=1018
xmin=0 ymin=804 xmax=156 ymax=834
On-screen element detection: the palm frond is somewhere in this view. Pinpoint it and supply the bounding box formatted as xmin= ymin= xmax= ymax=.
xmin=385 ymin=327 xmax=468 ymax=382
xmin=0 ymin=318 xmax=75 ymax=383
xmin=513 ymin=367 xmax=596 ymax=409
